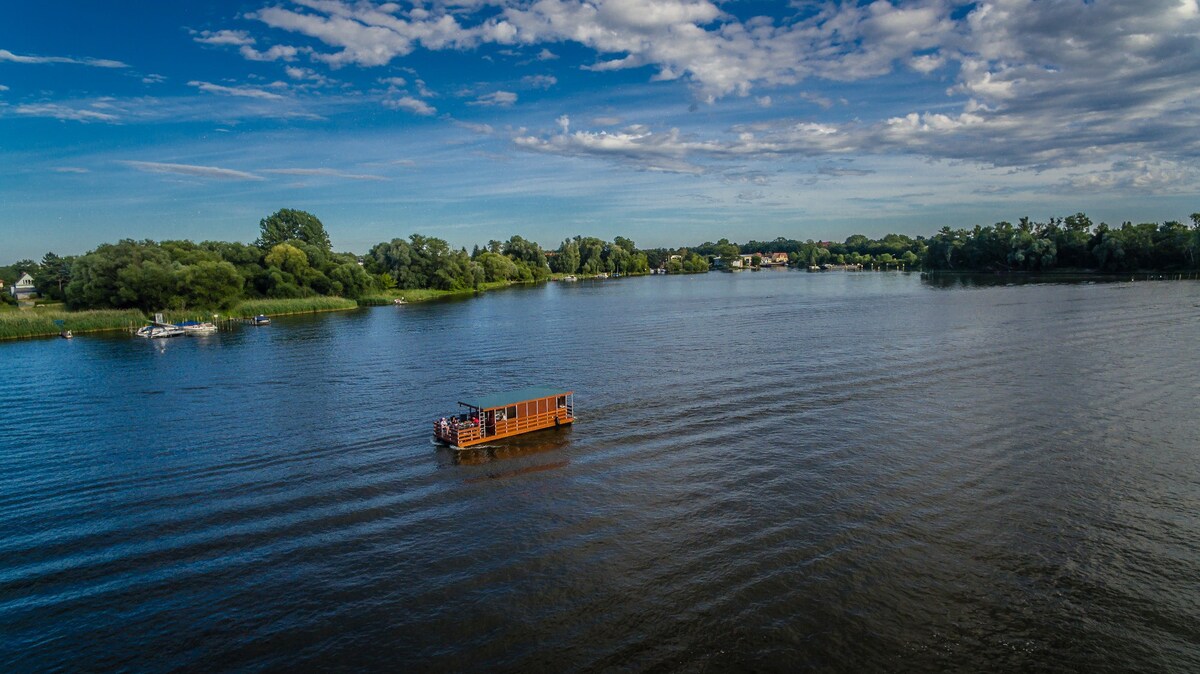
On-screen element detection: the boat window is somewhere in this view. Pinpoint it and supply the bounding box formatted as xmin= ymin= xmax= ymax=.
xmin=557 ymin=396 xmax=566 ymax=407
xmin=506 ymin=405 xmax=518 ymax=419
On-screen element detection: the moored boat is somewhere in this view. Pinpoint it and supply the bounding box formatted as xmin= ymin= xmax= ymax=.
xmin=434 ymin=386 xmax=575 ymax=449
xmin=176 ymin=321 xmax=218 ymax=334
xmin=135 ymin=324 xmax=185 ymax=338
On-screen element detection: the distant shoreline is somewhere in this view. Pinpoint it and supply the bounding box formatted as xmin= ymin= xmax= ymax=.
xmin=4 ymin=270 xmax=1197 ymax=342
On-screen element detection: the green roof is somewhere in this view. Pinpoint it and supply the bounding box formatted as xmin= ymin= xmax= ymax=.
xmin=459 ymin=386 xmax=571 ymax=410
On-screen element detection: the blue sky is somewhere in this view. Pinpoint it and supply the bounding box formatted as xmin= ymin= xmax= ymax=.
xmin=3 ymin=0 xmax=1200 ymax=260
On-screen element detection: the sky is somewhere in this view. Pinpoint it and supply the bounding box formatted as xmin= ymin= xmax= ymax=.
xmin=3 ymin=0 xmax=1200 ymax=261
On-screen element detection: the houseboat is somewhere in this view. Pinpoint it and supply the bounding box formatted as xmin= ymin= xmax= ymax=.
xmin=434 ymin=386 xmax=575 ymax=449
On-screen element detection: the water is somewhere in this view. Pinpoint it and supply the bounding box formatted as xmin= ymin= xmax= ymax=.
xmin=2 ymin=271 xmax=1199 ymax=671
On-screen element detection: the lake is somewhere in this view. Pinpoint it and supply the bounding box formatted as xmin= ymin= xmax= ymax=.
xmin=2 ymin=271 xmax=1199 ymax=671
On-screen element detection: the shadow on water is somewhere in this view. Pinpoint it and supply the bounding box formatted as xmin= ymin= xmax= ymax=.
xmin=439 ymin=425 xmax=575 ymax=469
xmin=921 ymin=270 xmax=1200 ymax=289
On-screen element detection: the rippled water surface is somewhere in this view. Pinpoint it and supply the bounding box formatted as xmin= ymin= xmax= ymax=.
xmin=3 ymin=272 xmax=1200 ymax=671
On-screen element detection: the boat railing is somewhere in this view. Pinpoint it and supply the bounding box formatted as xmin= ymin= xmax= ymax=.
xmin=490 ymin=405 xmax=573 ymax=438
xmin=433 ymin=417 xmax=483 ymax=446
xmin=435 ymin=395 xmax=574 ymax=447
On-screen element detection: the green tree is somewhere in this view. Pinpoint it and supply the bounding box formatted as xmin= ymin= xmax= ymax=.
xmin=34 ymin=252 xmax=72 ymax=301
xmin=181 ymin=260 xmax=244 ymax=308
xmin=327 ymin=262 xmax=375 ymax=298
xmin=265 ymin=243 xmax=310 ymax=275
xmin=551 ymin=239 xmax=580 ymax=274
xmin=257 ymin=209 xmax=332 ymax=252
xmin=476 ymin=251 xmax=519 ymax=282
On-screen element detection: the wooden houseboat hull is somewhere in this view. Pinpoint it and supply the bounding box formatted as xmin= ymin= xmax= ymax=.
xmin=435 ymin=386 xmax=575 ymax=449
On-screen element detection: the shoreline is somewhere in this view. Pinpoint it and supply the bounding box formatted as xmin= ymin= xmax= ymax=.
xmin=4 ymin=269 xmax=1197 ymax=341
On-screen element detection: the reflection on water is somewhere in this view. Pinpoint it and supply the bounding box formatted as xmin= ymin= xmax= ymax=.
xmin=1 ymin=271 xmax=1199 ymax=672
xmin=447 ymin=426 xmax=575 ymax=467
xmin=921 ymin=270 xmax=1200 ymax=289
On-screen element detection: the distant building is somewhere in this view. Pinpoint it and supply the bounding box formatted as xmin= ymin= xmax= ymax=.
xmin=11 ymin=272 xmax=37 ymax=299
xmin=770 ymin=252 xmax=790 ymax=265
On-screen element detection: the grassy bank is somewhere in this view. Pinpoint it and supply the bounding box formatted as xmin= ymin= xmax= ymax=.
xmin=357 ymin=280 xmax=532 ymax=306
xmin=0 ymin=309 xmax=147 ymax=340
xmin=228 ymin=297 xmax=359 ymax=317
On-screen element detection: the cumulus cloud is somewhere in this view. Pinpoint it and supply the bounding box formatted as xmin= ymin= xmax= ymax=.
xmin=0 ymin=48 xmax=127 ymax=68
xmin=239 ymin=44 xmax=301 ymax=62
xmin=1063 ymin=157 xmax=1200 ymax=195
xmin=188 ymin=80 xmax=286 ymax=100
xmin=521 ymin=74 xmax=557 ymax=89
xmin=121 ymin=160 xmax=264 ymax=181
xmin=176 ymin=0 xmax=1200 ymax=192
xmin=384 ymin=95 xmax=436 ymax=115
xmin=513 ymin=116 xmax=849 ymax=173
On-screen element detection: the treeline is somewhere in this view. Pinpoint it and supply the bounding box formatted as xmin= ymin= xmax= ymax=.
xmin=5 ymin=209 xmax=1200 ymax=313
xmin=1 ymin=209 xmax=667 ymax=312
xmin=925 ymin=213 xmax=1200 ymax=272
xmin=692 ymin=234 xmax=925 ymax=268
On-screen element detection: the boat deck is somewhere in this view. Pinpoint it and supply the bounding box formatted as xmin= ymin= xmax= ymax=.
xmin=435 ymin=387 xmax=574 ymax=448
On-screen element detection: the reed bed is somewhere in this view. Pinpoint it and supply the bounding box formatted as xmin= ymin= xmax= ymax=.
xmin=0 ymin=309 xmax=146 ymax=340
xmin=228 ymin=297 xmax=358 ymax=317
xmin=378 ymin=281 xmax=523 ymax=304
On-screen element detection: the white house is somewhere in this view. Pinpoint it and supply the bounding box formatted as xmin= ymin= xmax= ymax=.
xmin=11 ymin=272 xmax=37 ymax=299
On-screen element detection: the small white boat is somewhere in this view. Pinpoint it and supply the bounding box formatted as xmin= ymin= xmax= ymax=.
xmin=393 ymin=297 xmax=408 ymax=305
xmin=136 ymin=324 xmax=185 ymax=339
xmin=177 ymin=321 xmax=218 ymax=334
xmin=137 ymin=312 xmax=188 ymax=338
xmin=562 ymin=275 xmax=578 ymax=282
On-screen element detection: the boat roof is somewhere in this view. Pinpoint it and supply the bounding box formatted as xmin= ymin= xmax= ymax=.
xmin=459 ymin=386 xmax=571 ymax=410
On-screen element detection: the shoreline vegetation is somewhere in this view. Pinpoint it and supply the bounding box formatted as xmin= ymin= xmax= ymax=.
xmin=3 ymin=208 xmax=1199 ymax=341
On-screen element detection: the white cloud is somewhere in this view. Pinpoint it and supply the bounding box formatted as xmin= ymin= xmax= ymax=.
xmin=121 ymin=161 xmax=264 ymax=181
xmin=471 ymin=90 xmax=517 ymax=106
xmin=1064 ymin=157 xmax=1200 ymax=195
xmin=455 ymin=120 xmax=494 ymax=134
xmin=0 ymin=84 xmax=8 ymax=91
xmin=262 ymin=167 xmax=387 ymax=181
xmin=188 ymin=80 xmax=286 ymax=100
xmin=52 ymin=166 xmax=90 ymax=173
xmin=142 ymin=74 xmax=166 ymax=84
xmin=521 ymin=74 xmax=557 ymax=89
xmin=383 ymin=95 xmax=436 ymax=115
xmin=286 ymin=67 xmax=335 ymax=85
xmin=0 ymin=48 xmax=127 ymax=68
xmin=239 ymin=44 xmax=301 ymax=62
xmin=192 ymin=29 xmax=256 ymax=46
xmin=13 ymin=103 xmax=119 ymax=123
